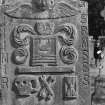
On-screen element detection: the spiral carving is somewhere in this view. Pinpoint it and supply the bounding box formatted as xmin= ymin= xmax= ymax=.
xmin=59 ymin=46 xmax=78 ymax=64
xmin=55 ymin=23 xmax=77 ymax=45
xmin=12 ymin=24 xmax=34 ymax=47
xmin=12 ymin=47 xmax=28 ymax=65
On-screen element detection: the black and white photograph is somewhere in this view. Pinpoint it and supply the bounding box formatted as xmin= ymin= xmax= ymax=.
xmin=0 ymin=0 xmax=105 ymax=105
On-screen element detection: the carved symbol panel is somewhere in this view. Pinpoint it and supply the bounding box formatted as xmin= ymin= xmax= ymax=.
xmin=0 ymin=0 xmax=90 ymax=105
xmin=30 ymin=37 xmax=56 ymax=66
xmin=62 ymin=76 xmax=78 ymax=100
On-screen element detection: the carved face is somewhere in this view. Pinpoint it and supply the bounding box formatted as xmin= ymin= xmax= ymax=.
xmin=14 ymin=76 xmax=38 ymax=96
xmin=31 ymin=0 xmax=48 ymax=11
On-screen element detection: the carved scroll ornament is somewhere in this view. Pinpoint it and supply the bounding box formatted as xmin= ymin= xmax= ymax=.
xmin=59 ymin=46 xmax=78 ymax=65
xmin=11 ymin=24 xmax=35 ymax=47
xmin=55 ymin=23 xmax=77 ymax=45
xmin=12 ymin=47 xmax=28 ymax=65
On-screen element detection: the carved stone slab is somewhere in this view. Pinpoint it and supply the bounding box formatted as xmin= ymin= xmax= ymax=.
xmin=0 ymin=0 xmax=90 ymax=105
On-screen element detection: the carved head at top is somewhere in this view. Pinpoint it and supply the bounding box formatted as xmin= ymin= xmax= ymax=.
xmin=31 ymin=0 xmax=55 ymax=12
xmin=31 ymin=0 xmax=48 ymax=12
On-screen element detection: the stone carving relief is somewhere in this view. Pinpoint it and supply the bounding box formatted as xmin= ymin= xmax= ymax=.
xmin=31 ymin=0 xmax=48 ymax=12
xmin=53 ymin=2 xmax=80 ymax=18
xmin=10 ymin=23 xmax=78 ymax=66
xmin=12 ymin=75 xmax=56 ymax=104
xmin=55 ymin=23 xmax=78 ymax=65
xmin=0 ymin=0 xmax=90 ymax=105
xmin=3 ymin=0 xmax=80 ymax=19
xmin=55 ymin=23 xmax=77 ymax=46
xmin=11 ymin=24 xmax=34 ymax=47
xmin=13 ymin=75 xmax=39 ymax=96
xmin=91 ymin=76 xmax=105 ymax=105
xmin=62 ymin=75 xmax=78 ymax=100
xmin=59 ymin=46 xmax=78 ymax=65
xmin=34 ymin=22 xmax=54 ymax=35
xmin=30 ymin=37 xmax=56 ymax=66
xmin=12 ymin=47 xmax=28 ymax=65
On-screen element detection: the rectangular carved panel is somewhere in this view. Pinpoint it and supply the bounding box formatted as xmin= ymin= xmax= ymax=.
xmin=30 ymin=37 xmax=57 ymax=66
xmin=62 ymin=76 xmax=78 ymax=100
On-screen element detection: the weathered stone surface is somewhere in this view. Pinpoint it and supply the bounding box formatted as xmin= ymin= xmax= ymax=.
xmin=0 ymin=0 xmax=90 ymax=105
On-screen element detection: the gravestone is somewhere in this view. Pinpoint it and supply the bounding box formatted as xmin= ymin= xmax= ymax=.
xmin=0 ymin=0 xmax=90 ymax=105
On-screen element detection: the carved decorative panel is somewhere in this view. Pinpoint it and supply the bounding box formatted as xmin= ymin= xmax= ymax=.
xmin=30 ymin=37 xmax=57 ymax=66
xmin=62 ymin=75 xmax=78 ymax=100
xmin=0 ymin=0 xmax=90 ymax=105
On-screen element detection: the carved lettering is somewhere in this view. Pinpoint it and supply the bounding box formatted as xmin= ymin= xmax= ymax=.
xmin=81 ymin=14 xmax=88 ymax=24
xmin=1 ymin=77 xmax=8 ymax=88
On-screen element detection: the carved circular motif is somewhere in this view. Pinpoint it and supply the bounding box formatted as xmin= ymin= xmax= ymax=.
xmin=12 ymin=24 xmax=34 ymax=47
xmin=56 ymin=23 xmax=77 ymax=45
xmin=12 ymin=47 xmax=28 ymax=65
xmin=59 ymin=46 xmax=78 ymax=64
